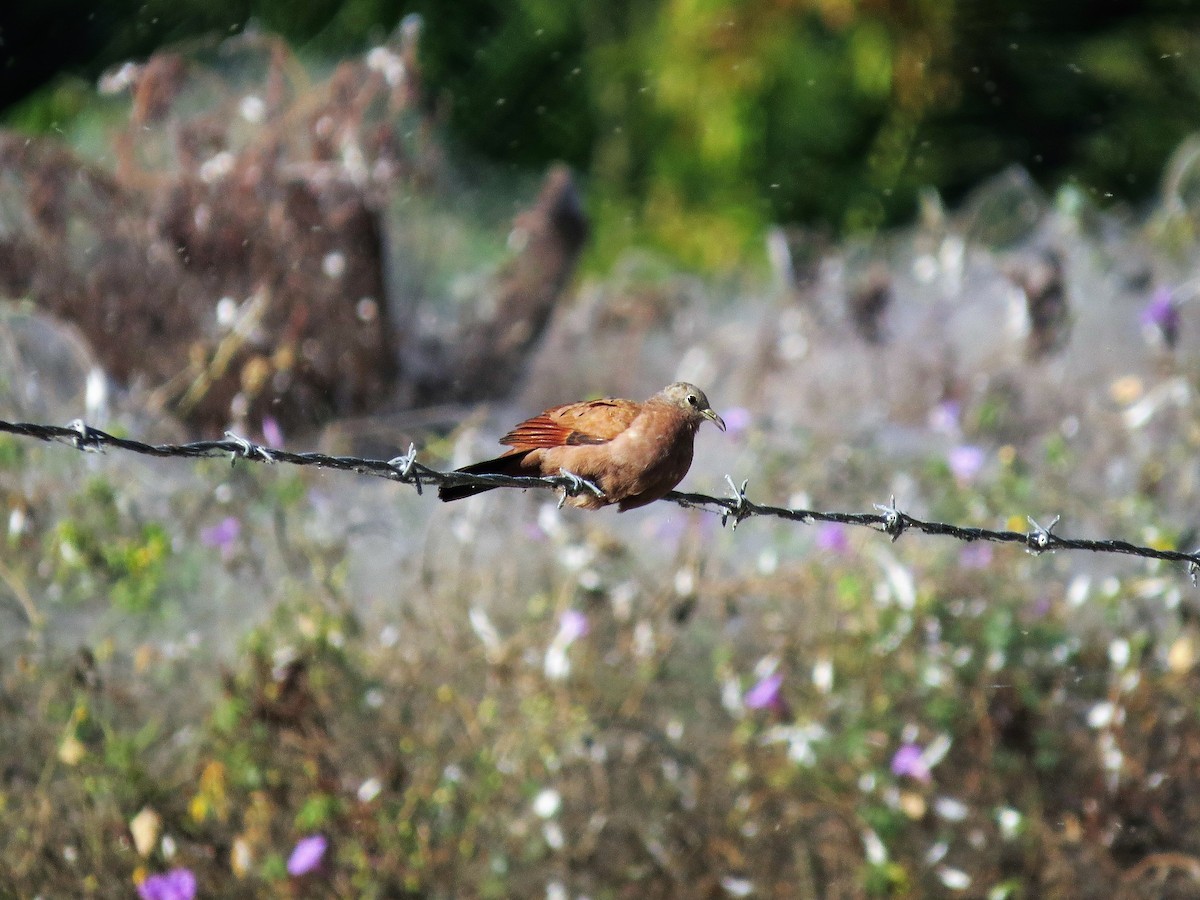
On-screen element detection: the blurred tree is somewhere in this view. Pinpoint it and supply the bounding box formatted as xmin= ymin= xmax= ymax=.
xmin=3 ymin=0 xmax=1199 ymax=269
xmin=920 ymin=0 xmax=1200 ymax=204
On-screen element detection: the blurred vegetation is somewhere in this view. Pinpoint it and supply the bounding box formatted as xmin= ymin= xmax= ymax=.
xmin=4 ymin=437 xmax=1200 ymax=895
xmin=6 ymin=0 xmax=1199 ymax=268
xmin=4 ymin=111 xmax=1200 ymax=887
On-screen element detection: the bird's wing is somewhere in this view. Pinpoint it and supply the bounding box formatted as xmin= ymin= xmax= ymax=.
xmin=500 ymin=398 xmax=640 ymax=449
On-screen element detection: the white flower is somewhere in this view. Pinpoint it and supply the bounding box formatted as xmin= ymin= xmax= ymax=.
xmin=357 ymin=777 xmax=383 ymax=803
xmin=997 ymin=806 xmax=1022 ymax=839
xmin=239 ymin=95 xmax=265 ymax=123
xmin=934 ymin=796 xmax=969 ymax=821
xmin=938 ymin=867 xmax=971 ymax=890
xmin=1108 ymin=638 xmax=1131 ymax=670
xmin=1087 ymin=702 xmax=1116 ymax=729
xmin=812 ymin=657 xmax=834 ymax=693
xmin=469 ymin=608 xmax=501 ymax=654
xmin=543 ymin=821 xmax=564 ymax=850
xmin=532 ymin=788 xmax=561 ymax=819
xmin=863 ymin=829 xmax=887 ymax=865
xmin=720 ymin=876 xmax=755 ymax=896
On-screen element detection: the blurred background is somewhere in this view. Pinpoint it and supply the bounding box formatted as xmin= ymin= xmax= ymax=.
xmin=6 ymin=0 xmax=1199 ymax=267
xmin=5 ymin=2 xmax=1200 ymax=897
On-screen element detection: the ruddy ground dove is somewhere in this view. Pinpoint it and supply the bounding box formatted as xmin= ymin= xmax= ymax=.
xmin=438 ymin=382 xmax=726 ymax=510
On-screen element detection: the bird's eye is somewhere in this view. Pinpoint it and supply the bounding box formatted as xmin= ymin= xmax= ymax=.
xmin=687 ymin=395 xmax=699 ymax=407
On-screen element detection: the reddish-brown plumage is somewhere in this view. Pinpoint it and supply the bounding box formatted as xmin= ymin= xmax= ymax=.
xmin=438 ymin=382 xmax=726 ymax=510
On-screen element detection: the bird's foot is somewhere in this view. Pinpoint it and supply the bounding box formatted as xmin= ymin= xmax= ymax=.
xmin=556 ymin=468 xmax=604 ymax=508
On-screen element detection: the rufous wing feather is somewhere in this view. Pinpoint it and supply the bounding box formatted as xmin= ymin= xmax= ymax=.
xmin=500 ymin=398 xmax=639 ymax=449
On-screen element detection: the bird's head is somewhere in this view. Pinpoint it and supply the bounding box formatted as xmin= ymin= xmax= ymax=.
xmin=661 ymin=382 xmax=726 ymax=431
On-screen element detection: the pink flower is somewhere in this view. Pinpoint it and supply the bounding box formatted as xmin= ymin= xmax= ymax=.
xmin=200 ymin=516 xmax=240 ymax=560
xmin=138 ymin=869 xmax=196 ymax=900
xmin=287 ymin=834 xmax=328 ymax=876
xmin=929 ymin=400 xmax=961 ymax=435
xmin=261 ymin=416 xmax=285 ymax=447
xmin=815 ymin=522 xmax=850 ymax=554
xmin=557 ymin=609 xmax=590 ymax=645
xmin=947 ymin=445 xmax=985 ymax=485
xmin=958 ymin=543 xmax=993 ymax=569
xmin=890 ymin=743 xmax=931 ymax=783
xmin=744 ymin=672 xmax=785 ymax=712
xmin=721 ymin=407 xmax=752 ymax=439
xmin=1141 ymin=286 xmax=1180 ymax=348
xmin=651 ymin=513 xmax=688 ymax=548
xmin=523 ymin=520 xmax=549 ymax=541
xmin=1028 ymin=595 xmax=1052 ymax=618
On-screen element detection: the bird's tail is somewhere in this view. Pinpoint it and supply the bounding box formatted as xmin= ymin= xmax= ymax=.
xmin=437 ymin=452 xmax=530 ymax=502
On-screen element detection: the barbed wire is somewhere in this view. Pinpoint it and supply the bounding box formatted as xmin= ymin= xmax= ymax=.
xmin=2 ymin=417 xmax=1198 ymax=578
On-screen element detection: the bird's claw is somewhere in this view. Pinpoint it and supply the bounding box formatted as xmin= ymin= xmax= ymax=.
xmin=556 ymin=468 xmax=604 ymax=508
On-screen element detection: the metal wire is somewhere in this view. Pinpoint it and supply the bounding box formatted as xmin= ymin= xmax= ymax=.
xmin=2 ymin=417 xmax=1197 ymax=577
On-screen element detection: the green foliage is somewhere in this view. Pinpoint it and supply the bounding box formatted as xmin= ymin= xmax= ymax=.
xmin=0 ymin=436 xmax=25 ymax=469
xmin=6 ymin=0 xmax=1198 ymax=270
xmin=46 ymin=477 xmax=173 ymax=613
xmin=377 ymin=0 xmax=1200 ymax=266
xmin=2 ymin=79 xmax=96 ymax=134
xmin=295 ymin=793 xmax=338 ymax=830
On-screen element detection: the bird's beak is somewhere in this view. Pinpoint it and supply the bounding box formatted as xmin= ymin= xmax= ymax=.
xmin=703 ymin=408 xmax=727 ymax=432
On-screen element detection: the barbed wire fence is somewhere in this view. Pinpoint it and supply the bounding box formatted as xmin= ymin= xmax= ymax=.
xmin=2 ymin=417 xmax=1199 ymax=580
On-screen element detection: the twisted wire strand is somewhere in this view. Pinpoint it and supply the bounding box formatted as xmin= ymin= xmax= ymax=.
xmin=1 ymin=418 xmax=1196 ymax=574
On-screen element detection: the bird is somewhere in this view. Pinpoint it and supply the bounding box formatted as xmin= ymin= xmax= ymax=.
xmin=438 ymin=382 xmax=726 ymax=510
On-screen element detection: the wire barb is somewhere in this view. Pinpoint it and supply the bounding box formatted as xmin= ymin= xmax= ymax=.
xmin=721 ymin=475 xmax=751 ymax=529
xmin=873 ymin=494 xmax=907 ymax=542
xmin=388 ymin=444 xmax=422 ymax=493
xmin=223 ymin=431 xmax=274 ymax=465
xmin=66 ymin=419 xmax=104 ymax=453
xmin=1025 ymin=514 xmax=1061 ymax=555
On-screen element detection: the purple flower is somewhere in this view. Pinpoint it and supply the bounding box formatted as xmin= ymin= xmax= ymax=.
xmin=545 ymin=609 xmax=591 ymax=679
xmin=815 ymin=522 xmax=850 ymax=555
xmin=200 ymin=516 xmax=241 ymax=559
xmin=958 ymin=543 xmax=993 ymax=569
xmin=557 ymin=609 xmax=590 ymax=645
xmin=1141 ymin=286 xmax=1180 ymax=348
xmin=1028 ymin=594 xmax=1052 ymax=618
xmin=647 ymin=511 xmax=718 ymax=553
xmin=947 ymin=445 xmax=985 ymax=485
xmin=287 ymin=834 xmax=328 ymax=876
xmin=890 ymin=743 xmax=931 ymax=783
xmin=721 ymin=406 xmax=752 ymax=439
xmin=929 ymin=400 xmax=961 ymax=435
xmin=744 ymin=672 xmax=785 ymax=712
xmin=261 ymin=416 xmax=284 ymax=448
xmin=138 ymin=868 xmax=196 ymax=900
xmin=651 ymin=513 xmax=688 ymax=548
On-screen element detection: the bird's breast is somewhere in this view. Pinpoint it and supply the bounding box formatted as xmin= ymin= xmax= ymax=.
xmin=612 ymin=418 xmax=695 ymax=483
